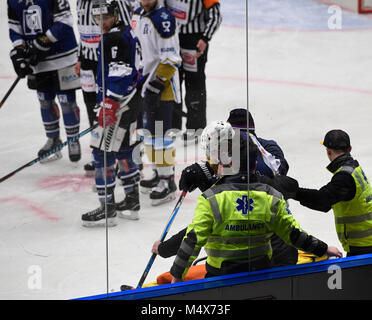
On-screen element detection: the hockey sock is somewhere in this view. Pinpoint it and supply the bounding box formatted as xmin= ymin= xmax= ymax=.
xmin=57 ymin=92 xmax=80 ymax=139
xmin=117 ymin=159 xmax=140 ymax=195
xmin=93 ymin=149 xmax=116 ymax=203
xmin=38 ymin=91 xmax=60 ymax=138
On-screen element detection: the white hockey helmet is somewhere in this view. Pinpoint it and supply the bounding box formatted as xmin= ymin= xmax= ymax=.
xmin=200 ymin=120 xmax=235 ymax=164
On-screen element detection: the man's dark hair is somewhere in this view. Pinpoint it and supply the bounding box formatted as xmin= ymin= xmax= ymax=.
xmin=239 ymin=135 xmax=258 ymax=173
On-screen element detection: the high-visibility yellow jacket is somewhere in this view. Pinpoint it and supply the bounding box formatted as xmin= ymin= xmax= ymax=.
xmin=332 ymin=164 xmax=372 ymax=252
xmin=170 ymin=175 xmax=329 ymax=279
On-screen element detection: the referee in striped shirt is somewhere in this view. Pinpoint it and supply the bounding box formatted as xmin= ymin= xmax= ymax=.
xmin=165 ymin=0 xmax=222 ymax=142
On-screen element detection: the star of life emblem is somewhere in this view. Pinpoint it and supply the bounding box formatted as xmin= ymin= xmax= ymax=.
xmin=236 ymin=195 xmax=254 ymax=215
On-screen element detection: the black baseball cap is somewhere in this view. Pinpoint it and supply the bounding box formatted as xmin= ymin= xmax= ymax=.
xmin=322 ymin=129 xmax=351 ymax=151
xmin=227 ymin=108 xmax=255 ymax=131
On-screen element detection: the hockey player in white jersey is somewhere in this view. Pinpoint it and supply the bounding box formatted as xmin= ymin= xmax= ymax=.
xmin=7 ymin=0 xmax=81 ymax=162
xmin=131 ymin=0 xmax=182 ymax=205
xmin=81 ymin=0 xmax=144 ymax=227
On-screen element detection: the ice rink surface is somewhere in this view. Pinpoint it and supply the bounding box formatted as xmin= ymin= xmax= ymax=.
xmin=0 ymin=0 xmax=372 ymax=299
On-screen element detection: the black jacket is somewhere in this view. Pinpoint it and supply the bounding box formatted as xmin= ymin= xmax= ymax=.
xmin=296 ymin=153 xmax=357 ymax=212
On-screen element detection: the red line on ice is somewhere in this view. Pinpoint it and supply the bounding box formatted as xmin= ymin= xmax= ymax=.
xmin=249 ymin=77 xmax=372 ymax=95
xmin=37 ymin=174 xmax=94 ymax=192
xmin=208 ymin=75 xmax=372 ymax=95
xmin=0 ymin=197 xmax=59 ymax=221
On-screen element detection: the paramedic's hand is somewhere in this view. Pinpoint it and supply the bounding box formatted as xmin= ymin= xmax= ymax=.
xmin=98 ymin=98 xmax=120 ymax=127
xmin=171 ymin=276 xmax=182 ymax=284
xmin=273 ymin=175 xmax=299 ymax=200
xmin=152 ymin=240 xmax=160 ymax=255
xmin=327 ymin=246 xmax=343 ymax=259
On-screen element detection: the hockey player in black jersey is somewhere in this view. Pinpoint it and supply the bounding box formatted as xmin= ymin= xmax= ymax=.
xmin=81 ymin=0 xmax=144 ymax=227
xmin=7 ymin=0 xmax=81 ymax=163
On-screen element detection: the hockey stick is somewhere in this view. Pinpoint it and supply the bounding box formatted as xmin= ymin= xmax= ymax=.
xmin=0 ymin=124 xmax=98 ymax=184
xmin=120 ymin=190 xmax=187 ymax=291
xmin=0 ymin=89 xmax=137 ymax=184
xmin=0 ymin=76 xmax=21 ymax=109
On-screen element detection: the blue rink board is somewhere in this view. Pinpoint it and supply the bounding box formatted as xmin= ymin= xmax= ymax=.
xmin=76 ymin=253 xmax=372 ymax=300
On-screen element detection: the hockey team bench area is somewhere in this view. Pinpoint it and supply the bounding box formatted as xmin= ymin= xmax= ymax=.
xmin=76 ymin=253 xmax=372 ymax=300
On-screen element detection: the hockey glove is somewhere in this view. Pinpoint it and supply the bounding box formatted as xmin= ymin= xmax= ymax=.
xmin=28 ymin=35 xmax=52 ymax=66
xmin=179 ymin=161 xmax=215 ymax=192
xmin=98 ymin=98 xmax=120 ymax=127
xmin=144 ymin=79 xmax=165 ymax=112
xmin=273 ymin=175 xmax=299 ymax=200
xmin=10 ymin=48 xmax=33 ymax=78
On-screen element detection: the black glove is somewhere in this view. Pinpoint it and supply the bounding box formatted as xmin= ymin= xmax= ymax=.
xmin=273 ymin=175 xmax=299 ymax=200
xmin=10 ymin=48 xmax=33 ymax=78
xmin=144 ymin=79 xmax=165 ymax=111
xmin=28 ymin=35 xmax=52 ymax=66
xmin=179 ymin=161 xmax=215 ymax=192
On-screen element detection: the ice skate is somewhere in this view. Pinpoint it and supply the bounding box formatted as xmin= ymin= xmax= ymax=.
xmin=140 ymin=170 xmax=159 ymax=194
xmin=117 ymin=194 xmax=141 ymax=220
xmin=150 ymin=176 xmax=177 ymax=206
xmin=117 ymin=187 xmax=140 ymax=220
xmin=84 ymin=161 xmax=95 ymax=177
xmin=81 ymin=202 xmax=117 ymax=227
xmin=68 ymin=139 xmax=81 ymax=162
xmin=38 ymin=137 xmax=63 ymax=163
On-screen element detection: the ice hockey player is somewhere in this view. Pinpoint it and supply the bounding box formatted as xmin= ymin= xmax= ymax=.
xmin=75 ymin=0 xmax=139 ymax=176
xmin=8 ymin=0 xmax=81 ymax=163
xmin=81 ymin=0 xmax=144 ymax=226
xmin=170 ymin=134 xmax=343 ymax=282
xmin=131 ymin=0 xmax=182 ymax=205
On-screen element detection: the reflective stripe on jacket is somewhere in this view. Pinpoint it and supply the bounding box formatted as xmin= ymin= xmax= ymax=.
xmin=332 ymin=165 xmax=372 ymax=251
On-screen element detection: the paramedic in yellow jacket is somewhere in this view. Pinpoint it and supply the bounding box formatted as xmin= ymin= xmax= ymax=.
xmin=284 ymin=129 xmax=372 ymax=257
xmin=170 ymin=137 xmax=343 ymax=282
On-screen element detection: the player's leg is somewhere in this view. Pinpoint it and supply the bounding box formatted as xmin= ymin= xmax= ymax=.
xmin=37 ymin=89 xmax=63 ymax=162
xmin=116 ymin=146 xmax=141 ymax=220
xmin=57 ymin=90 xmax=81 ymax=162
xmin=149 ymin=101 xmax=177 ymax=206
xmin=81 ymin=148 xmax=117 ymax=227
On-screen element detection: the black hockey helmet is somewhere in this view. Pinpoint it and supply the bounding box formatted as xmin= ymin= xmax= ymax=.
xmin=92 ymin=0 xmax=118 ymax=17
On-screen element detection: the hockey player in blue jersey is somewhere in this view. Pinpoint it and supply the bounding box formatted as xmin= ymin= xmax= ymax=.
xmin=7 ymin=0 xmax=82 ymax=162
xmin=75 ymin=0 xmax=138 ymax=176
xmin=81 ymin=0 xmax=144 ymax=226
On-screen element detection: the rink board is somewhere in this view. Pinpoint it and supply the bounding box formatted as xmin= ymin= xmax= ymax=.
xmin=77 ymin=253 xmax=372 ymax=300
